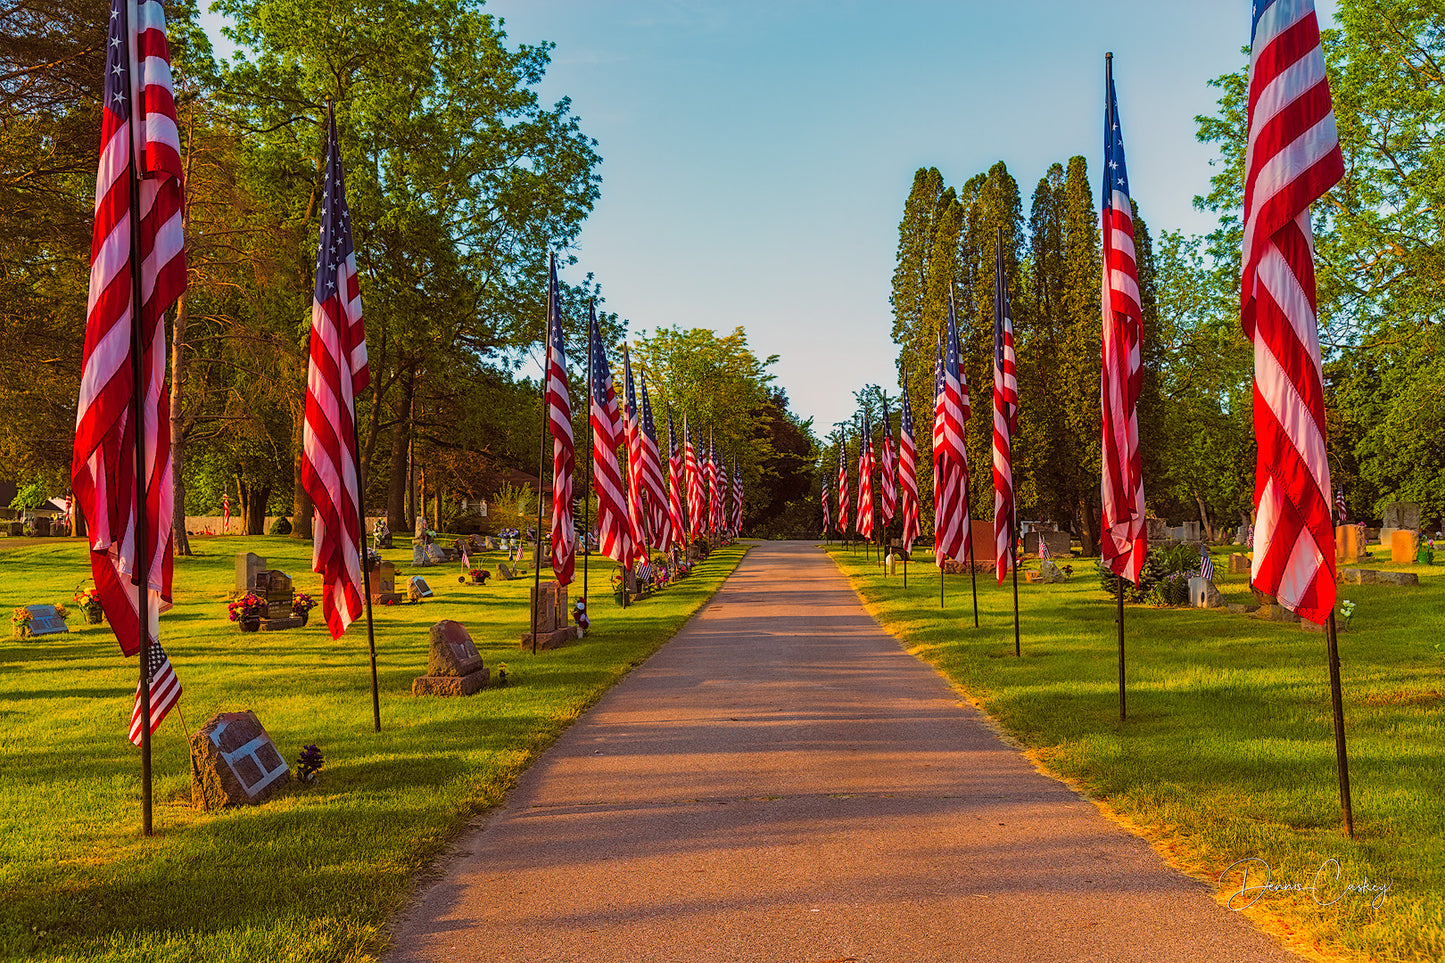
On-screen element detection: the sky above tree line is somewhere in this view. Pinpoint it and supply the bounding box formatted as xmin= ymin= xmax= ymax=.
xmin=204 ymin=0 xmax=1341 ymax=437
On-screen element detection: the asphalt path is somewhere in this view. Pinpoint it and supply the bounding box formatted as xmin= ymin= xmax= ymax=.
xmin=387 ymin=540 xmax=1302 ymax=963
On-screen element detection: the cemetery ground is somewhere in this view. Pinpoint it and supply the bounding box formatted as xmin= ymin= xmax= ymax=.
xmin=0 ymin=534 xmax=749 ymax=963
xmin=827 ymin=542 xmax=1444 ymax=963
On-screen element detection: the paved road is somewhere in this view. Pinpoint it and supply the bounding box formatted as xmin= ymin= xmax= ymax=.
xmin=388 ymin=541 xmax=1301 ymax=963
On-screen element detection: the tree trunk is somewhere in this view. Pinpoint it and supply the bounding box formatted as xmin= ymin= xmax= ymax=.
xmin=1193 ymin=492 xmax=1214 ymax=542
xmin=386 ymin=371 xmax=415 ymax=533
xmin=170 ymin=293 xmax=192 ymax=556
xmin=290 ymin=394 xmax=313 ymax=539
xmin=241 ymin=481 xmax=271 ymax=535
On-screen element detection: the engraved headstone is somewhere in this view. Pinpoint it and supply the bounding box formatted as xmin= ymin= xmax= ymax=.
xmin=522 ymin=580 xmax=572 ymax=650
xmin=1391 ymin=529 xmax=1419 ymax=565
xmin=190 ymin=710 xmax=290 ymax=810
xmin=256 ymin=570 xmax=294 ymax=620
xmin=25 ymin=604 xmax=68 ymax=636
xmin=234 ymin=553 xmax=266 ymax=595
xmin=408 ymin=575 xmax=433 ymax=600
xmin=1188 ymin=576 xmax=1225 ymax=608
xmin=413 ymin=620 xmax=490 ymax=695
xmin=1336 ymin=525 xmax=1360 ymax=563
xmin=1381 ymin=501 xmax=1420 ymax=532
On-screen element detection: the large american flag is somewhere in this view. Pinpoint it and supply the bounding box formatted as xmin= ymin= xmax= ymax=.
xmin=1243 ymin=0 xmax=1342 ymax=625
xmin=302 ymin=105 xmax=370 ymax=639
xmin=129 ymin=638 xmax=180 ymax=746
xmin=638 ymin=372 xmax=671 ymax=549
xmin=992 ymin=229 xmax=1019 ymax=583
xmin=898 ymin=380 xmax=920 ymax=550
xmin=544 ymin=255 xmax=575 ymax=585
xmin=684 ymin=414 xmax=703 ymax=540
xmin=73 ymin=0 xmax=184 ymax=661
xmin=937 ymin=290 xmax=970 ymax=566
xmin=836 ymin=436 xmax=850 ymax=535
xmin=588 ymin=306 xmax=630 ymax=565
xmin=1099 ymin=58 xmax=1148 ymax=587
xmin=666 ymin=409 xmax=687 ymax=546
xmin=856 ymin=416 xmax=874 ymax=539
xmin=879 ymin=397 xmax=897 ymax=532
xmin=821 ymin=479 xmax=831 ymax=535
xmin=621 ymin=349 xmax=649 ymax=560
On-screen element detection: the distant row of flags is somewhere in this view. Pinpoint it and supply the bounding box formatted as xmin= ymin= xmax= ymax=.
xmin=577 ymin=274 xmax=743 ymax=585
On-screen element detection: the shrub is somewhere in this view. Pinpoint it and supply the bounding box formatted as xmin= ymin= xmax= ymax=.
xmin=268 ymin=516 xmax=293 ymax=536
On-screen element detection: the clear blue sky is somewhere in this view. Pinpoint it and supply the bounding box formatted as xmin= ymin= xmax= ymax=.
xmin=204 ymin=0 xmax=1340 ymax=436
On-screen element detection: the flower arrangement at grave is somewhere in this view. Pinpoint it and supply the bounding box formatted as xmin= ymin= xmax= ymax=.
xmin=228 ymin=592 xmax=265 ymax=625
xmin=12 ymin=607 xmax=32 ymax=638
xmin=1339 ymin=599 xmax=1355 ymax=630
xmin=572 ymin=597 xmax=589 ymax=635
xmin=295 ymin=744 xmax=324 ymax=785
xmin=493 ymin=662 xmax=509 ymax=686
xmin=291 ymin=592 xmax=316 ymax=623
xmin=72 ymin=586 xmax=104 ymax=624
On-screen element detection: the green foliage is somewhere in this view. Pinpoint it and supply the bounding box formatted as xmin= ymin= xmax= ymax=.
xmin=267 ymin=516 xmax=293 ymax=536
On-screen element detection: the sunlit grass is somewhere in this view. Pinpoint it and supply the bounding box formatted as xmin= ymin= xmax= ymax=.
xmin=0 ymin=534 xmax=747 ymax=962
xmin=827 ymin=541 xmax=1445 ymax=963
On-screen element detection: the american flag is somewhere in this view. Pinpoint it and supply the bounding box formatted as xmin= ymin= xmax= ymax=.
xmin=898 ymin=380 xmax=920 ymax=550
xmin=588 ymin=305 xmax=630 ymax=565
xmin=666 ymin=409 xmax=687 ymax=546
xmin=707 ymin=430 xmax=723 ymax=534
xmin=1038 ymin=534 xmax=1052 ymax=562
xmin=822 ymin=479 xmax=832 ymax=535
xmin=992 ymin=229 xmax=1019 ymax=583
xmin=731 ymin=455 xmax=743 ymax=534
xmin=684 ymin=414 xmax=703 ymax=541
xmin=72 ymin=0 xmax=184 ymax=659
xmin=621 ymin=349 xmax=649 ymax=560
xmin=544 ymin=254 xmax=575 ymax=586
xmin=638 ymin=372 xmax=671 ymax=549
xmin=1200 ymin=544 xmax=1215 ymax=582
xmin=301 ymin=104 xmax=370 ymax=640
xmin=879 ymin=396 xmax=897 ymax=532
xmin=836 ymin=436 xmax=850 ymax=535
xmin=1242 ymin=0 xmax=1342 ymax=625
xmin=937 ymin=289 xmax=970 ymax=567
xmin=128 ymin=638 xmax=180 ymax=746
xmin=1099 ymin=57 xmax=1148 ymax=587
xmin=1335 ymin=489 xmax=1347 ymax=526
xmin=856 ymin=415 xmax=874 ymax=539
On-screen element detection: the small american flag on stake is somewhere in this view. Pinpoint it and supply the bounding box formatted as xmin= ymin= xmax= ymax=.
xmin=129 ymin=638 xmax=180 ymax=746
xmin=1200 ymin=545 xmax=1215 ymax=582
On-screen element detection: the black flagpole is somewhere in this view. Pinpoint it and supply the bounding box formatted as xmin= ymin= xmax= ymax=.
xmin=124 ymin=0 xmax=153 ymax=832
xmin=1117 ymin=573 xmax=1126 ymax=721
xmin=530 ymin=254 xmax=555 ymax=655
xmin=324 ymin=98 xmax=382 ymax=734
xmin=964 ymin=480 xmax=979 ymax=627
xmin=582 ymin=301 xmax=594 ymax=612
xmin=1325 ymin=608 xmax=1355 ymax=836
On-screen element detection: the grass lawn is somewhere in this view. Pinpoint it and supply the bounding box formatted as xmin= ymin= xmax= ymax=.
xmin=827 ymin=540 xmax=1444 ymax=963
xmin=0 ymin=534 xmax=747 ymax=963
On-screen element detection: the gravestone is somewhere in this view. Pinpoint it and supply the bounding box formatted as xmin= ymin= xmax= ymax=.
xmin=1146 ymin=517 xmax=1168 ymax=541
xmin=25 ymin=604 xmax=68 ymax=636
xmin=1188 ymin=576 xmax=1225 ymax=609
xmin=412 ymin=620 xmax=490 ymax=696
xmin=33 ymin=517 xmax=51 ymax=537
xmin=408 ymin=576 xmax=433 ymax=601
xmin=189 ymin=710 xmax=290 ymax=810
xmin=1024 ymin=531 xmax=1071 ymax=558
xmin=369 ymin=559 xmax=403 ymax=604
xmin=521 ymin=580 xmax=572 ymax=650
xmin=1336 ymin=525 xmax=1361 ymax=563
xmin=412 ymin=540 xmax=429 ymax=566
xmin=1381 ymin=501 xmax=1420 ymax=532
xmin=1235 ymin=524 xmax=1250 ymax=546
xmin=424 ymin=541 xmax=447 ymax=564
xmin=1228 ymin=553 xmax=1250 ymax=575
xmin=256 ymin=570 xmax=294 ymax=620
xmin=234 ymin=553 xmax=267 ymax=595
xmin=1039 ymin=559 xmax=1068 ymax=584
xmin=1342 ymin=568 xmax=1420 ymax=587
xmin=1390 ymin=530 xmax=1419 ymax=565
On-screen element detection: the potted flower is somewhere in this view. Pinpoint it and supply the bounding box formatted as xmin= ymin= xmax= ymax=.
xmin=12 ymin=607 xmax=32 ymax=639
xmin=228 ymin=592 xmax=265 ymax=631
xmin=291 ymin=592 xmax=316 ymax=625
xmin=72 ymin=586 xmax=104 ymax=625
xmin=295 ymin=744 xmax=324 ymax=785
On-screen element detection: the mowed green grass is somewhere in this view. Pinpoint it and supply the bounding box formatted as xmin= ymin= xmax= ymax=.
xmin=828 ymin=542 xmax=1444 ymax=962
xmin=0 ymin=535 xmax=747 ymax=963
